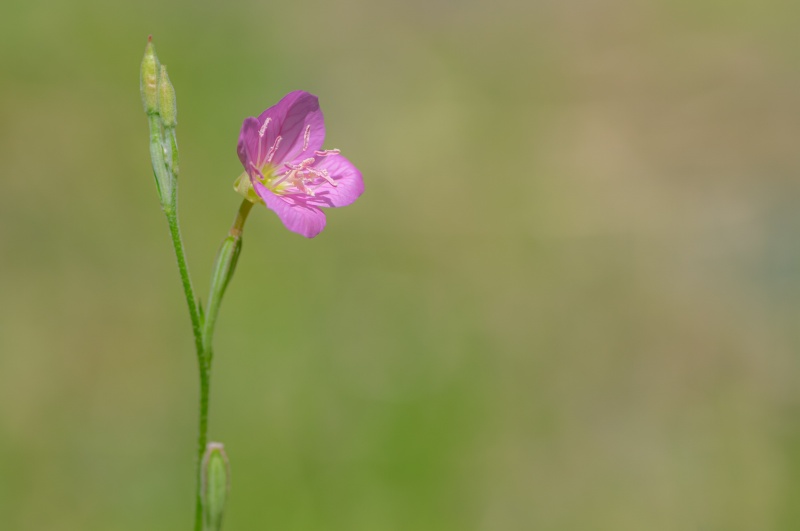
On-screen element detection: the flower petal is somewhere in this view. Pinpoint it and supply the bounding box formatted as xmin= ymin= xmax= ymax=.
xmin=253 ymin=180 xmax=327 ymax=238
xmin=307 ymin=153 xmax=364 ymax=208
xmin=237 ymin=117 xmax=261 ymax=169
xmin=255 ymin=91 xmax=325 ymax=166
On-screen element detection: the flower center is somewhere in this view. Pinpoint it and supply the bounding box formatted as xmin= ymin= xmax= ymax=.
xmin=233 ymin=149 xmax=341 ymax=203
xmin=268 ymin=155 xmax=338 ymax=197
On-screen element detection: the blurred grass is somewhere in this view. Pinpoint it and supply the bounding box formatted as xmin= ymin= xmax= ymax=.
xmin=2 ymin=0 xmax=800 ymax=529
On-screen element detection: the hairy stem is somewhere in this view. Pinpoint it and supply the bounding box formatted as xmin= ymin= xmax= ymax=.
xmin=163 ymin=207 xmax=207 ymax=531
xmin=190 ymin=199 xmax=253 ymax=530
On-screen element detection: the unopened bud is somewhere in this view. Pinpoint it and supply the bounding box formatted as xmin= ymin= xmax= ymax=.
xmin=158 ymin=65 xmax=177 ymax=127
xmin=211 ymin=234 xmax=242 ymax=298
xmin=140 ymin=36 xmax=159 ymax=114
xmin=202 ymin=442 xmax=230 ymax=531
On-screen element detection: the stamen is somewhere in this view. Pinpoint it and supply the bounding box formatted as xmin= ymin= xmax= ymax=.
xmin=314 ymin=149 xmax=340 ymax=157
xmin=319 ymin=171 xmax=337 ymax=187
xmin=258 ymin=117 xmax=272 ymax=137
xmin=271 ymin=170 xmax=293 ymax=188
xmin=270 ymin=156 xmax=338 ymax=196
xmin=284 ymin=157 xmax=315 ymax=171
xmin=302 ymin=125 xmax=311 ymax=151
xmin=265 ymin=135 xmax=282 ymax=163
xmin=290 ymin=175 xmax=314 ymax=196
xmin=308 ymin=167 xmax=337 ymax=187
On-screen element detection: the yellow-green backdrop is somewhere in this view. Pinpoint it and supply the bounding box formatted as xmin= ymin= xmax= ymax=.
xmin=1 ymin=0 xmax=800 ymax=529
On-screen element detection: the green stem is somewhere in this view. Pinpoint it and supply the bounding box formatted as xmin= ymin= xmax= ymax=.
xmin=194 ymin=360 xmax=210 ymax=531
xmin=191 ymin=199 xmax=252 ymax=531
xmin=164 ymin=207 xmax=204 ymax=363
xmin=165 ymin=199 xmax=252 ymax=531
xmin=144 ymin=54 xmax=210 ymax=529
xmin=163 ymin=207 xmax=207 ymax=531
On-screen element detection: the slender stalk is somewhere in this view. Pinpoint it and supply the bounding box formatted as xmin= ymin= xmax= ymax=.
xmin=185 ymin=199 xmax=253 ymax=531
xmin=163 ymin=206 xmax=207 ymax=531
xmin=194 ymin=360 xmax=210 ymax=531
xmin=162 ymin=179 xmax=251 ymax=531
xmin=230 ymin=198 xmax=254 ymax=238
xmin=164 ymin=207 xmax=204 ymax=360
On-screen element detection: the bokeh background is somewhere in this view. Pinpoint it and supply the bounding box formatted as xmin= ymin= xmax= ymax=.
xmin=2 ymin=0 xmax=800 ymax=529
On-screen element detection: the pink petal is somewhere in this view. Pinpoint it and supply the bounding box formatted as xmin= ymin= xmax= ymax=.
xmin=253 ymin=180 xmax=327 ymax=238
xmin=307 ymin=153 xmax=364 ymax=208
xmin=255 ymin=91 xmax=325 ymax=166
xmin=237 ymin=117 xmax=261 ymax=169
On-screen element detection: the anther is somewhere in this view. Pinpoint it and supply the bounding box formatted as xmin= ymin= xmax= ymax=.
xmin=258 ymin=117 xmax=272 ymax=137
xmin=302 ymin=125 xmax=311 ymax=151
xmin=265 ymin=135 xmax=282 ymax=162
xmin=285 ymin=158 xmax=315 ymax=171
xmin=318 ymin=169 xmax=337 ymax=187
xmin=314 ymin=149 xmax=340 ymax=157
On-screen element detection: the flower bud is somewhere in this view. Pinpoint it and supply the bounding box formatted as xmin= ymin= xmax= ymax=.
xmin=140 ymin=36 xmax=159 ymax=114
xmin=211 ymin=235 xmax=242 ymax=299
xmin=202 ymin=442 xmax=230 ymax=531
xmin=158 ymin=64 xmax=177 ymax=127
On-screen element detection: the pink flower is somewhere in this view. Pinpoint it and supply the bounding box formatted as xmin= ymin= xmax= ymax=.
xmin=235 ymin=91 xmax=364 ymax=238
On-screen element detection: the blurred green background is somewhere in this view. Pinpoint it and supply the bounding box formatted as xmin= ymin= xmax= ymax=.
xmin=2 ymin=0 xmax=800 ymax=529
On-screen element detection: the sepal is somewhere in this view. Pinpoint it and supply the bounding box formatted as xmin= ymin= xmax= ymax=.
xmin=201 ymin=442 xmax=230 ymax=531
